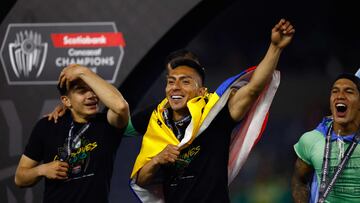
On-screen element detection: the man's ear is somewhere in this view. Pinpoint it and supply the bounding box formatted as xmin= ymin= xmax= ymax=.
xmin=199 ymin=87 xmax=207 ymax=96
xmin=61 ymin=96 xmax=71 ymax=108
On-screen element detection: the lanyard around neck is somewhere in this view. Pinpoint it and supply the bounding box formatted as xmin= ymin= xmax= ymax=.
xmin=65 ymin=122 xmax=90 ymax=161
xmin=318 ymin=124 xmax=360 ymax=203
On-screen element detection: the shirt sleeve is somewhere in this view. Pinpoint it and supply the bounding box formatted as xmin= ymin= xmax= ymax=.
xmin=124 ymin=118 xmax=139 ymax=137
xmin=24 ymin=119 xmax=46 ymax=162
xmin=131 ymin=104 xmax=157 ymax=135
xmin=293 ymin=131 xmax=317 ymax=166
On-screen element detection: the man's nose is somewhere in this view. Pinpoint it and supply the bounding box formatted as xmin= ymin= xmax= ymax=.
xmin=87 ymin=91 xmax=97 ymax=98
xmin=172 ymin=80 xmax=181 ymax=89
xmin=337 ymin=91 xmax=345 ymax=99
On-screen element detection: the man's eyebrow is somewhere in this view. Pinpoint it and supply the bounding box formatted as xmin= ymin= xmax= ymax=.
xmin=73 ymin=85 xmax=83 ymax=89
xmin=73 ymin=85 xmax=87 ymax=90
xmin=332 ymin=86 xmax=357 ymax=91
xmin=167 ymin=75 xmax=194 ymax=80
xmin=345 ymin=87 xmax=356 ymax=91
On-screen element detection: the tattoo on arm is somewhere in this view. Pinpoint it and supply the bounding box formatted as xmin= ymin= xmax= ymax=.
xmin=291 ymin=158 xmax=314 ymax=203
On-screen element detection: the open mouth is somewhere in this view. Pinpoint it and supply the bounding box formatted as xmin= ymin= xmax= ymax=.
xmin=85 ymin=101 xmax=98 ymax=107
xmin=336 ymin=103 xmax=347 ymax=113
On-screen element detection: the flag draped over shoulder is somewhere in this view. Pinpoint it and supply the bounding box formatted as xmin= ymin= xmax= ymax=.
xmin=130 ymin=67 xmax=281 ymax=202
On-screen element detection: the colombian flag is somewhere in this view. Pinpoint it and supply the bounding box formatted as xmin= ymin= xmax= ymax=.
xmin=130 ymin=67 xmax=280 ymax=202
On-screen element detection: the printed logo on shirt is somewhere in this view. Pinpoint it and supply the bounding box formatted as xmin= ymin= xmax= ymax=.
xmin=178 ymin=145 xmax=201 ymax=164
xmin=54 ymin=138 xmax=98 ymax=180
xmin=172 ymin=145 xmax=201 ymax=178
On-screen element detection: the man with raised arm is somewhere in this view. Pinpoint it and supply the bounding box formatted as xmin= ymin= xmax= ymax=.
xmin=129 ymin=19 xmax=295 ymax=202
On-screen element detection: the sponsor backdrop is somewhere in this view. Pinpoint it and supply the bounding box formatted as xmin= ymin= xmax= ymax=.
xmin=0 ymin=0 xmax=218 ymax=202
xmin=1 ymin=23 xmax=125 ymax=85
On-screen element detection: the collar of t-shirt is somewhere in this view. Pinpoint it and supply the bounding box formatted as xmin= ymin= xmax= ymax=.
xmin=330 ymin=131 xmax=355 ymax=142
xmin=163 ymin=108 xmax=191 ymax=141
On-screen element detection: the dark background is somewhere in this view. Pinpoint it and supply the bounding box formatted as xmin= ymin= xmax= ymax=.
xmin=1 ymin=0 xmax=360 ymax=202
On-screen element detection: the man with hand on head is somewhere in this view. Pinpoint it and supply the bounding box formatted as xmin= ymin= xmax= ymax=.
xmin=14 ymin=64 xmax=129 ymax=203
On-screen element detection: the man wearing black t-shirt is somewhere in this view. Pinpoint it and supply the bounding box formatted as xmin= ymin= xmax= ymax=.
xmin=130 ymin=19 xmax=295 ymax=202
xmin=14 ymin=64 xmax=129 ymax=203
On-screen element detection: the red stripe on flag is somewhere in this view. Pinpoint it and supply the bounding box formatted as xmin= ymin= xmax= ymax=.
xmin=253 ymin=112 xmax=269 ymax=146
xmin=246 ymin=66 xmax=257 ymax=72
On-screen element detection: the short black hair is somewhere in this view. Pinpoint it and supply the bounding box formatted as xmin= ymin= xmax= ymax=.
xmin=57 ymin=82 xmax=67 ymax=96
xmin=165 ymin=49 xmax=205 ymax=85
xmin=57 ymin=80 xmax=79 ymax=96
xmin=333 ymin=73 xmax=360 ymax=92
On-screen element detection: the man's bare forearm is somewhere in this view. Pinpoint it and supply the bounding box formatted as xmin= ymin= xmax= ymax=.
xmin=15 ymin=166 xmax=42 ymax=187
xmin=291 ymin=177 xmax=310 ymax=203
xmin=136 ymin=158 xmax=161 ymax=186
xmin=291 ymin=158 xmax=313 ymax=203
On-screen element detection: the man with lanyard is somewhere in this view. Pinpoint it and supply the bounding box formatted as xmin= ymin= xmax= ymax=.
xmin=291 ymin=73 xmax=360 ymax=203
xmin=14 ymin=64 xmax=129 ymax=202
xmin=129 ymin=18 xmax=295 ymax=202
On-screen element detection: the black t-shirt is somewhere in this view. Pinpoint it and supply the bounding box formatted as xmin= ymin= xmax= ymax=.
xmin=132 ymin=104 xmax=237 ymax=203
xmin=24 ymin=111 xmax=124 ymax=203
